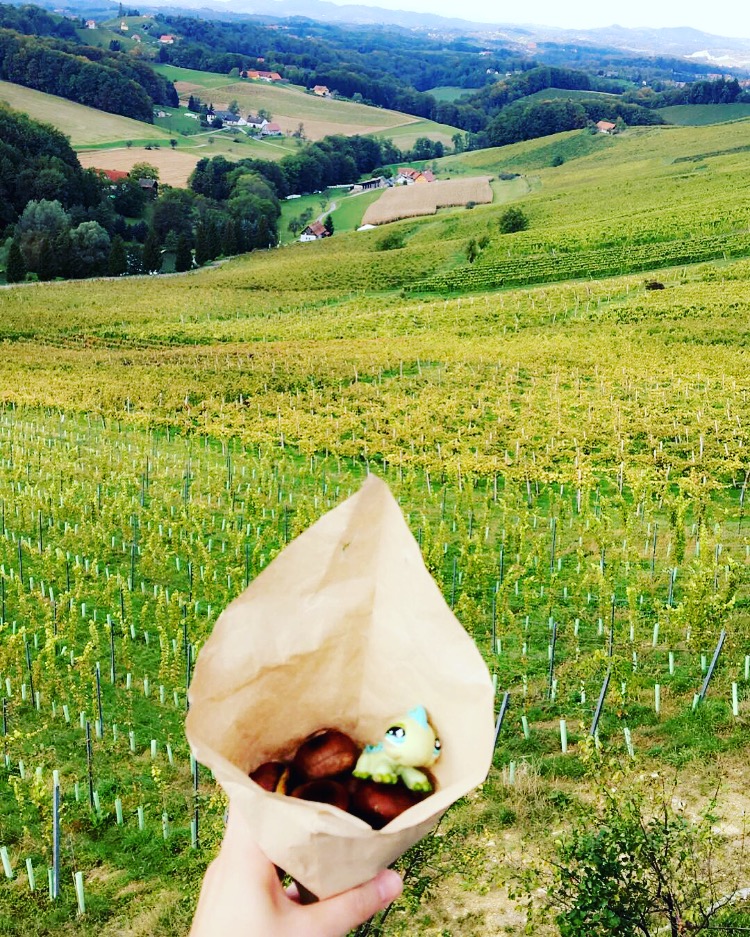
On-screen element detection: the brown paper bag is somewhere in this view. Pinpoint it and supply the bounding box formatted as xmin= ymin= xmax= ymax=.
xmin=185 ymin=474 xmax=495 ymax=899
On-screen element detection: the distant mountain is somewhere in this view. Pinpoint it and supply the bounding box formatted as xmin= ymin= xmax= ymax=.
xmin=140 ymin=1 xmax=750 ymax=65
xmin=34 ymin=0 xmax=750 ymax=68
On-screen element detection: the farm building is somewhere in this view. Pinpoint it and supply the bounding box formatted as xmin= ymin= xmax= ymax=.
xmin=596 ymin=120 xmax=617 ymax=134
xmin=208 ymin=111 xmax=247 ymax=126
xmin=246 ymin=115 xmax=268 ymax=131
xmin=246 ymin=70 xmax=283 ymax=82
xmin=300 ymin=221 xmax=330 ymax=242
xmin=262 ymin=122 xmax=283 ymax=136
xmin=351 ymin=176 xmax=388 ymax=192
xmin=396 ymin=167 xmax=435 ymax=185
xmin=312 ymin=85 xmax=330 ymax=96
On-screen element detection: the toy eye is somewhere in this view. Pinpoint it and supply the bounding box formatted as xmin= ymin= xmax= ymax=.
xmin=386 ymin=726 xmax=406 ymax=741
xmin=434 ymin=738 xmax=442 ymax=753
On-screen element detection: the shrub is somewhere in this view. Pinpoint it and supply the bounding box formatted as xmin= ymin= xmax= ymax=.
xmin=499 ymin=207 xmax=529 ymax=234
xmin=376 ymin=230 xmax=405 ymax=251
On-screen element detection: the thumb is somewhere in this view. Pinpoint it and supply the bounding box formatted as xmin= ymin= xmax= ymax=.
xmin=304 ymin=869 xmax=403 ymax=936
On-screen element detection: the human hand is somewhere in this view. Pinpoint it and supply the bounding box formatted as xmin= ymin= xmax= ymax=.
xmin=189 ymin=808 xmax=404 ymax=936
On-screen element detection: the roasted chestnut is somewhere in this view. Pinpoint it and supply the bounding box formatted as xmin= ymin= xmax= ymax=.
xmin=250 ymin=761 xmax=286 ymax=792
xmin=292 ymin=729 xmax=359 ymax=780
xmin=351 ymin=779 xmax=423 ymax=829
xmin=291 ymin=779 xmax=350 ymax=812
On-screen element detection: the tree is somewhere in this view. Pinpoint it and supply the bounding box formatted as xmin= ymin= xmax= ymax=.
xmin=152 ymin=189 xmax=196 ymax=242
xmin=221 ymin=218 xmax=239 ymax=256
xmin=107 ymin=235 xmax=127 ymax=276
xmin=15 ymin=199 xmax=71 ymax=279
xmin=174 ymin=234 xmax=193 ymax=272
xmin=129 ymin=162 xmax=159 ymax=182
xmin=323 ymin=214 xmax=334 ymax=236
xmin=5 ymin=240 xmax=26 ymax=283
xmin=142 ymin=228 xmax=161 ymax=273
xmin=170 ymin=138 xmax=178 ymax=149
xmin=70 ymin=221 xmax=110 ymax=276
xmin=227 ymin=99 xmax=240 ymax=115
xmin=498 ymin=207 xmax=529 ymax=234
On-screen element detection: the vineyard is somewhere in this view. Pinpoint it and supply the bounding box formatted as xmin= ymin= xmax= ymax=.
xmin=1 ymin=117 xmax=750 ymax=935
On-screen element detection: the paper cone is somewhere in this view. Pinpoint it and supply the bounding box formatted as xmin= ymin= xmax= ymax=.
xmin=186 ymin=474 xmax=494 ymax=899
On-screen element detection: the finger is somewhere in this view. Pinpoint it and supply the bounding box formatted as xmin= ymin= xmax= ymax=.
xmin=303 ymin=869 xmax=403 ymax=936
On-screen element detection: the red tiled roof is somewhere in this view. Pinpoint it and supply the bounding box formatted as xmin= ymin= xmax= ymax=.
xmin=304 ymin=221 xmax=327 ymax=237
xmin=99 ymin=169 xmax=129 ymax=182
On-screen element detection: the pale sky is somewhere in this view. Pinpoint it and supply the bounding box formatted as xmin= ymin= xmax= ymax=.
xmin=325 ymin=0 xmax=750 ymax=41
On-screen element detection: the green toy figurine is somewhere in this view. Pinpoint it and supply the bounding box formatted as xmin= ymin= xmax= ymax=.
xmin=353 ymin=706 xmax=441 ymax=792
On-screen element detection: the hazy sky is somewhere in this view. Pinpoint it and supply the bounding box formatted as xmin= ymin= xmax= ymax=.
xmin=326 ymin=0 xmax=750 ymax=40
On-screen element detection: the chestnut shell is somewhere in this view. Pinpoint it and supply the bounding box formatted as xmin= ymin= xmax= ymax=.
xmin=292 ymin=729 xmax=360 ymax=780
xmin=290 ymin=779 xmax=350 ymax=812
xmin=350 ymin=779 xmax=424 ymax=830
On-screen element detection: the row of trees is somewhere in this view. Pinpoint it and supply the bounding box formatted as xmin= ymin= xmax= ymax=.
xmin=190 ymin=133 xmax=441 ymax=207
xmin=624 ymin=76 xmax=750 ymax=109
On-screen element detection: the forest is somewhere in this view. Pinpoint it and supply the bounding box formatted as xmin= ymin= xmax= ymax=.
xmin=0 ymin=103 xmax=281 ymax=282
xmin=0 ymin=3 xmax=177 ymax=120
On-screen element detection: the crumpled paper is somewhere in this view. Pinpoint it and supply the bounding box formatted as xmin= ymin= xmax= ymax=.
xmin=186 ymin=474 xmax=494 ymax=898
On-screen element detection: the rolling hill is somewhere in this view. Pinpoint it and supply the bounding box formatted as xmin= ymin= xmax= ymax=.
xmin=0 ymin=67 xmax=461 ymax=186
xmin=3 ymin=90 xmax=750 ymax=937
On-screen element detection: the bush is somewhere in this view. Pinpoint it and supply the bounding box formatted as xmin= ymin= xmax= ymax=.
xmin=499 ymin=207 xmax=529 ymax=234
xmin=376 ymin=230 xmax=405 ymax=251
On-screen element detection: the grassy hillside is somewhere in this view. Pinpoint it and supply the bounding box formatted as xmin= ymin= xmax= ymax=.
xmin=657 ymin=103 xmax=750 ymax=125
xmin=154 ymin=64 xmax=460 ymax=145
xmin=517 ymin=86 xmax=623 ymax=104
xmin=2 ymin=117 xmax=750 ymax=935
xmin=0 ymin=80 xmax=168 ymax=147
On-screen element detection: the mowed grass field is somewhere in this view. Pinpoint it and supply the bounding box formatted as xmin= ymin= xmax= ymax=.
xmin=370 ymin=116 xmax=461 ymax=150
xmin=657 ymin=103 xmax=750 ymax=125
xmin=77 ymin=145 xmax=206 ymax=186
xmin=154 ymin=64 xmax=454 ymax=143
xmin=0 ymin=80 xmax=167 ymax=146
xmin=361 ymin=176 xmax=493 ymax=225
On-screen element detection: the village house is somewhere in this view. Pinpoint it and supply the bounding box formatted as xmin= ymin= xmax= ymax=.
xmin=100 ymin=169 xmax=129 ymax=186
xmin=261 ymin=122 xmax=283 ymax=136
xmin=85 ymin=19 xmax=96 ymax=28
xmin=396 ymin=167 xmax=435 ymax=184
xmin=595 ymin=120 xmax=617 ymax=134
xmin=138 ymin=177 xmax=158 ymax=197
xmin=245 ymin=70 xmax=283 ymax=82
xmin=312 ymin=85 xmax=330 ymax=97
xmin=158 ymin=34 xmax=175 ymax=44
xmin=207 ymin=110 xmax=247 ymax=126
xmin=245 ymin=115 xmax=269 ymax=131
xmin=119 ymin=20 xmax=128 ymax=31
xmin=300 ymin=221 xmax=330 ymax=242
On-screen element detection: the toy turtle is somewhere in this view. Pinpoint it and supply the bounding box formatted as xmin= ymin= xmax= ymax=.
xmin=353 ymin=706 xmax=441 ymax=792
